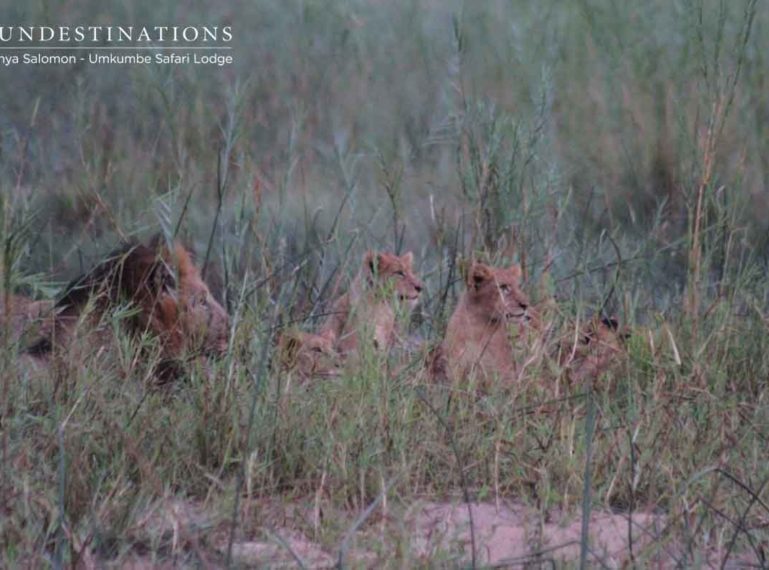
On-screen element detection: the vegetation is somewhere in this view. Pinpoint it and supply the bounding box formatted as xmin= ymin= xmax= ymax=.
xmin=1 ymin=0 xmax=768 ymax=566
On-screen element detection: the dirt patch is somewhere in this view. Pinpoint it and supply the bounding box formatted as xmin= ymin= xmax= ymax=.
xmin=222 ymin=530 xmax=335 ymax=568
xmin=408 ymin=500 xmax=664 ymax=566
xmin=104 ymin=497 xmax=759 ymax=568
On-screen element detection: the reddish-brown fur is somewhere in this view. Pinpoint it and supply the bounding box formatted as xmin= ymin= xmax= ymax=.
xmin=321 ymin=251 xmax=423 ymax=355
xmin=28 ymin=237 xmax=229 ymax=364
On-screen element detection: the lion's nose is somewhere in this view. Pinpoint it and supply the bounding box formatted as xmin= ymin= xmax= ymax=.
xmin=415 ymin=283 xmax=423 ymax=293
xmin=519 ymin=302 xmax=528 ymax=310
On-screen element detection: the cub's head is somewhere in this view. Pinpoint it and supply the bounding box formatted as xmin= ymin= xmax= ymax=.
xmin=362 ymin=251 xmax=423 ymax=309
xmin=277 ymin=329 xmax=340 ymax=379
xmin=580 ymin=317 xmax=628 ymax=358
xmin=465 ymin=262 xmax=533 ymax=325
xmin=567 ymin=316 xmax=626 ymax=382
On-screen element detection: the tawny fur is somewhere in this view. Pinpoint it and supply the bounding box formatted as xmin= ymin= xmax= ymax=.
xmin=0 ymin=294 xmax=53 ymax=346
xmin=438 ymin=261 xmax=539 ymax=386
xmin=321 ymin=251 xmax=423 ymax=356
xmin=276 ymin=328 xmax=340 ymax=380
xmin=561 ymin=316 xmax=625 ymax=383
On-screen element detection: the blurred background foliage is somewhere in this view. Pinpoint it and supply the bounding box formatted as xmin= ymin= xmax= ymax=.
xmin=0 ymin=0 xmax=766 ymax=319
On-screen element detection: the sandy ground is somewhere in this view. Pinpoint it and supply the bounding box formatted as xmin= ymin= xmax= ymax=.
xmin=92 ymin=497 xmax=760 ymax=568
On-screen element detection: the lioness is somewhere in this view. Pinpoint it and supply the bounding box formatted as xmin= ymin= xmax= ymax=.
xmin=321 ymin=251 xmax=423 ymax=356
xmin=28 ymin=236 xmax=229 ymax=369
xmin=439 ymin=261 xmax=538 ymax=385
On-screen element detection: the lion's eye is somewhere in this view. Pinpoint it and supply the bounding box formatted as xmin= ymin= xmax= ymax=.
xmin=500 ymin=284 xmax=511 ymax=294
xmin=311 ymin=346 xmax=324 ymax=353
xmin=395 ymin=270 xmax=405 ymax=277
xmin=192 ymin=294 xmax=208 ymax=307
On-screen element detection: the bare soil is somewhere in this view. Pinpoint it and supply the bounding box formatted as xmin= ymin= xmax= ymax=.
xmin=83 ymin=497 xmax=763 ymax=568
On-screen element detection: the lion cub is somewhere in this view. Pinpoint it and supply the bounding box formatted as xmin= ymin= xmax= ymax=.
xmin=321 ymin=251 xmax=423 ymax=356
xmin=561 ymin=316 xmax=625 ymax=383
xmin=276 ymin=328 xmax=340 ymax=381
xmin=439 ymin=261 xmax=538 ymax=385
xmin=0 ymin=294 xmax=53 ymax=346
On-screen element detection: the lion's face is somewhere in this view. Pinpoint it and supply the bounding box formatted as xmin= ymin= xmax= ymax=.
xmin=147 ymin=243 xmax=229 ymax=359
xmin=364 ymin=251 xmax=423 ymax=309
xmin=38 ymin=238 xmax=231 ymax=363
xmin=175 ymin=275 xmax=230 ymax=357
xmin=566 ymin=316 xmax=625 ymax=382
xmin=465 ymin=262 xmax=532 ymax=325
xmin=1 ymin=295 xmax=53 ymax=346
xmin=277 ymin=329 xmax=340 ymax=379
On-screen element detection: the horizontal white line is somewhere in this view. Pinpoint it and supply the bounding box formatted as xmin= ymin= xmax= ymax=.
xmin=0 ymin=46 xmax=232 ymax=50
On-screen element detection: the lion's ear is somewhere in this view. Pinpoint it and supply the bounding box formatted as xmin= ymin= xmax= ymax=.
xmin=277 ymin=332 xmax=302 ymax=364
xmin=401 ymin=251 xmax=414 ymax=268
xmin=146 ymin=259 xmax=177 ymax=300
xmin=364 ymin=251 xmax=381 ymax=275
xmin=468 ymin=262 xmax=492 ymax=289
xmin=508 ymin=264 xmax=523 ymax=282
